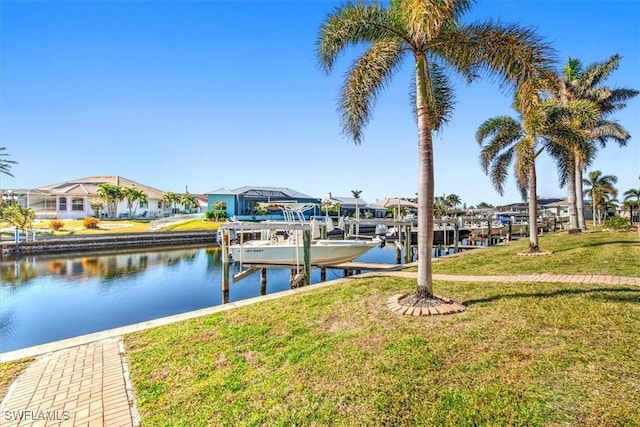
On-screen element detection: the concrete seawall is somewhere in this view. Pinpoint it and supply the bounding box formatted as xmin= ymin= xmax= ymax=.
xmin=0 ymin=230 xmax=218 ymax=257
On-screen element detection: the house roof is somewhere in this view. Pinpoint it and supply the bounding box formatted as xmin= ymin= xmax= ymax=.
xmin=206 ymin=187 xmax=236 ymax=195
xmin=34 ymin=176 xmax=167 ymax=199
xmin=327 ymin=196 xmax=368 ymax=206
xmin=375 ymin=198 xmax=418 ymax=209
xmin=207 ymin=186 xmax=317 ymax=200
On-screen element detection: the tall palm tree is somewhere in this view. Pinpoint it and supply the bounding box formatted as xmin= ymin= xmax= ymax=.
xmin=97 ymin=183 xmax=124 ymax=218
xmin=547 ymin=55 xmax=637 ymax=232
xmin=317 ymin=0 xmax=554 ymax=300
xmin=122 ymin=186 xmax=148 ymax=217
xmin=583 ymin=170 xmax=617 ymax=227
xmin=162 ymin=192 xmax=181 ymax=215
xmin=477 ymin=114 xmax=543 ymax=252
xmin=351 ymin=189 xmax=362 ymax=220
xmin=181 ymin=193 xmax=198 ymax=213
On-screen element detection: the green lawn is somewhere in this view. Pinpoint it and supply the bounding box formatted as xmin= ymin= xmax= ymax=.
xmin=430 ymin=229 xmax=640 ymax=277
xmin=123 ymin=230 xmax=640 ymax=426
xmin=125 ymin=277 xmax=640 ymax=426
xmin=2 ymin=230 xmax=639 ymax=426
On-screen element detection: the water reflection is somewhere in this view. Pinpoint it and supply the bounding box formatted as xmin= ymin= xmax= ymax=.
xmin=0 ymin=246 xmax=218 ymax=285
xmin=0 ymin=245 xmax=397 ymax=352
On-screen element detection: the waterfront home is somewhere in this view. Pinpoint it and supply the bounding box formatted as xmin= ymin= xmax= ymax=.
xmin=206 ymin=186 xmax=320 ymax=220
xmin=497 ymin=197 xmax=593 ymax=221
xmin=322 ymin=193 xmax=387 ymax=218
xmin=7 ymin=176 xmax=202 ymax=220
xmin=375 ymin=198 xmax=418 ymax=217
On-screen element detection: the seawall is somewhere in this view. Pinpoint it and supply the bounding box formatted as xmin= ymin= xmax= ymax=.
xmin=0 ymin=230 xmax=218 ymax=257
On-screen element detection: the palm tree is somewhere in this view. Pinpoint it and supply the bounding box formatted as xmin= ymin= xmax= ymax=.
xmin=318 ymin=0 xmax=554 ymax=301
xmin=477 ymin=113 xmax=545 ymax=252
xmin=162 ymin=192 xmax=181 ymax=215
xmin=445 ymin=194 xmax=461 ymax=213
xmin=351 ymin=189 xmax=362 ymax=220
xmin=97 ymin=183 xmax=124 ymax=218
xmin=623 ymin=187 xmax=640 ymax=224
xmin=122 ymin=186 xmax=148 ymax=217
xmin=583 ymin=170 xmax=617 ymax=227
xmin=547 ymin=55 xmax=637 ymax=232
xmin=181 ymin=193 xmax=198 ymax=213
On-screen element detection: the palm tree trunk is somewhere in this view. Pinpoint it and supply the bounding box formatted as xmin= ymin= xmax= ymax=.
xmin=592 ymin=189 xmax=597 ymax=228
xmin=566 ymin=155 xmax=580 ymax=233
xmin=528 ymin=164 xmax=539 ymax=252
xmin=575 ymin=161 xmax=587 ymax=230
xmin=415 ymin=55 xmax=434 ymax=299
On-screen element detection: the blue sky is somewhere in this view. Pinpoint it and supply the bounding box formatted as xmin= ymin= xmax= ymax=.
xmin=1 ymin=0 xmax=638 ymax=207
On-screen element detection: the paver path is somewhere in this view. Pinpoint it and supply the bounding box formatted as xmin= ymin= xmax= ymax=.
xmin=378 ymin=271 xmax=640 ymax=285
xmin=0 ymin=339 xmax=135 ymax=427
xmin=1 ymin=272 xmax=637 ymax=426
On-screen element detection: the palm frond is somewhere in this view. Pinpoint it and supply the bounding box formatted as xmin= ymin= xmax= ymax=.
xmin=578 ymin=53 xmax=620 ymax=93
xmin=400 ymin=0 xmax=473 ymax=45
xmin=414 ymin=61 xmax=455 ymax=131
xmin=340 ymin=38 xmax=405 ymax=143
xmin=438 ymin=21 xmax=556 ymax=100
xmin=544 ymin=138 xmax=572 ymax=187
xmin=317 ymin=2 xmax=392 ymax=73
xmin=486 ymin=150 xmax=513 ymax=196
xmin=590 ymin=120 xmax=630 ymax=147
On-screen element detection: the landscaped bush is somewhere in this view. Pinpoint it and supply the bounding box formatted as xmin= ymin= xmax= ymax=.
xmin=603 ymin=215 xmax=630 ymax=231
xmin=49 ymin=219 xmax=64 ymax=230
xmin=205 ymin=210 xmax=227 ymax=221
xmin=83 ymin=216 xmax=100 ymax=229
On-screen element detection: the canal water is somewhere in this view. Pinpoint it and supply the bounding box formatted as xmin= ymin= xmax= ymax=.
xmin=1 ymin=244 xmax=430 ymax=353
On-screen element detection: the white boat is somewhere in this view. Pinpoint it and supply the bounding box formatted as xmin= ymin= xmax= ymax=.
xmin=224 ymin=203 xmax=380 ymax=266
xmin=229 ymin=238 xmax=378 ymax=266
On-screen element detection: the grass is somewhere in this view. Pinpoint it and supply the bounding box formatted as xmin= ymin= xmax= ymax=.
xmin=124 ymin=277 xmax=640 ymax=426
xmin=0 ymin=358 xmax=33 ymax=399
xmin=430 ymin=229 xmax=640 ymax=277
xmin=2 ymin=229 xmax=638 ymax=425
xmin=1 ymin=218 xmax=222 ymax=236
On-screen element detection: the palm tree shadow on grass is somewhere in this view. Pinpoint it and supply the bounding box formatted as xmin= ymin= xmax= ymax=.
xmin=464 ymin=286 xmax=640 ymax=306
xmin=550 ymin=240 xmax=640 ymax=253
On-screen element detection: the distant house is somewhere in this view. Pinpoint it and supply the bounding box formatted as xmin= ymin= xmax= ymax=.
xmin=205 ymin=186 xmax=320 ymax=220
xmin=11 ymin=176 xmax=197 ymax=220
xmin=497 ymin=197 xmax=592 ymax=220
xmin=323 ymin=193 xmax=386 ymax=218
xmin=375 ymin=198 xmax=418 ymax=217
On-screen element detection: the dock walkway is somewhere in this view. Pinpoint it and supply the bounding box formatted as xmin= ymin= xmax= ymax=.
xmin=2 ymin=271 xmax=639 ymax=426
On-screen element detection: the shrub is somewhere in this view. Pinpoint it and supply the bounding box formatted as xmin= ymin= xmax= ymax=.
xmin=205 ymin=210 xmax=227 ymax=221
xmin=50 ymin=219 xmax=64 ymax=230
xmin=603 ymin=215 xmax=630 ymax=231
xmin=84 ymin=216 xmax=100 ymax=229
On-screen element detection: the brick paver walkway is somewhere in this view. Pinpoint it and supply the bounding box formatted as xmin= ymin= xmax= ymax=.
xmin=378 ymin=271 xmax=640 ymax=285
xmin=0 ymin=338 xmax=135 ymax=427
xmin=1 ymin=272 xmax=637 ymax=426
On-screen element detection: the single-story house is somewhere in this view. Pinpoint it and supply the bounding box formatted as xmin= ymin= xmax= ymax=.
xmin=206 ymin=186 xmax=320 ymax=220
xmin=375 ymin=198 xmax=418 ymax=217
xmin=322 ymin=193 xmax=387 ymax=218
xmin=9 ymin=176 xmax=203 ymax=220
xmin=498 ymin=197 xmax=593 ymax=220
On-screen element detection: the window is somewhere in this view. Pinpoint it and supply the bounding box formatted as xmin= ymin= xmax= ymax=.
xmin=140 ymin=200 xmax=148 ymax=208
xmin=71 ymin=198 xmax=84 ymax=211
xmin=219 ymin=202 xmax=227 ymax=210
xmin=157 ymin=201 xmax=162 ymax=209
xmin=59 ymin=197 xmax=67 ymax=211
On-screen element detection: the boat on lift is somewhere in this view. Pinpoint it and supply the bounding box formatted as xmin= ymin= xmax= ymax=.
xmin=220 ymin=203 xmax=381 ymax=266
